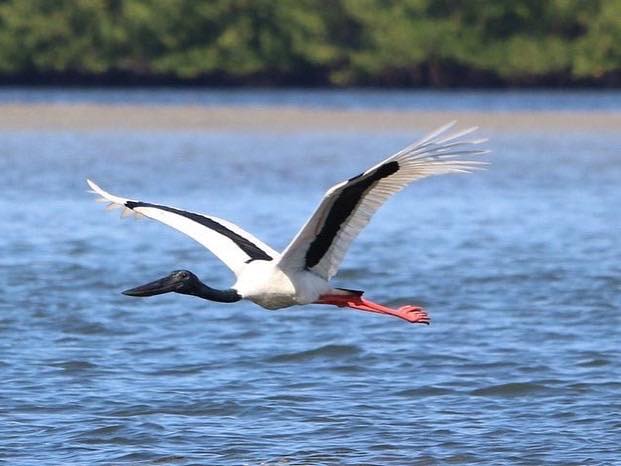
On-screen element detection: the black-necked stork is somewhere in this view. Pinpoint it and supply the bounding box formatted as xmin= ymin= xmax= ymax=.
xmin=88 ymin=122 xmax=487 ymax=324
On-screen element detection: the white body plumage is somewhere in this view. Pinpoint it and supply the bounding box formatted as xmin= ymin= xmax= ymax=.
xmin=233 ymin=261 xmax=332 ymax=310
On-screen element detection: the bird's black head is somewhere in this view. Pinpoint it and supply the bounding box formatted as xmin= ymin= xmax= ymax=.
xmin=122 ymin=270 xmax=201 ymax=297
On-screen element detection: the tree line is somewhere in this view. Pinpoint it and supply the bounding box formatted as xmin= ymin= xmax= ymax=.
xmin=0 ymin=0 xmax=618 ymax=87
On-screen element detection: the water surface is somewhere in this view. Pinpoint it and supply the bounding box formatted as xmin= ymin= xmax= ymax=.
xmin=1 ymin=92 xmax=620 ymax=465
xmin=1 ymin=87 xmax=621 ymax=111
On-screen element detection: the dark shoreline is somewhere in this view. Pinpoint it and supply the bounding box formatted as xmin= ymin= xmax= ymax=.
xmin=0 ymin=69 xmax=619 ymax=89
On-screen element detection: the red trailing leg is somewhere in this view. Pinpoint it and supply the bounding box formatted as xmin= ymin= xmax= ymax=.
xmin=316 ymin=294 xmax=430 ymax=324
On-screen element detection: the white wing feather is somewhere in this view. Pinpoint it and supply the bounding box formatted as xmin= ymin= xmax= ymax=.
xmin=278 ymin=122 xmax=488 ymax=279
xmin=87 ymin=179 xmax=279 ymax=277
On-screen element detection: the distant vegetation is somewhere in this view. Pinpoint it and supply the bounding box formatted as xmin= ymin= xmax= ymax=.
xmin=0 ymin=0 xmax=619 ymax=87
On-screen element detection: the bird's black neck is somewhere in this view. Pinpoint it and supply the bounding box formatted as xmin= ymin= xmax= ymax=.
xmin=190 ymin=282 xmax=242 ymax=303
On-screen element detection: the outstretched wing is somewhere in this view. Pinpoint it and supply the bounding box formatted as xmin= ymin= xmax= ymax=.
xmin=87 ymin=180 xmax=279 ymax=277
xmin=277 ymin=121 xmax=488 ymax=280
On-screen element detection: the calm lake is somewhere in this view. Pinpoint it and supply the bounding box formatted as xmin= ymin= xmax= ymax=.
xmin=1 ymin=90 xmax=620 ymax=465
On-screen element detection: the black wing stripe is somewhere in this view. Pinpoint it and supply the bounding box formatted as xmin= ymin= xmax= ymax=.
xmin=304 ymin=161 xmax=399 ymax=268
xmin=125 ymin=201 xmax=273 ymax=262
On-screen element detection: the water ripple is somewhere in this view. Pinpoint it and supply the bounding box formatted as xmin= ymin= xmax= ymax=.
xmin=470 ymin=382 xmax=553 ymax=397
xmin=396 ymin=386 xmax=456 ymax=398
xmin=266 ymin=344 xmax=362 ymax=363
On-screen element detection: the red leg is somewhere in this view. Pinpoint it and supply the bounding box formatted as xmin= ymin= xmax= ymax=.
xmin=316 ymin=294 xmax=430 ymax=324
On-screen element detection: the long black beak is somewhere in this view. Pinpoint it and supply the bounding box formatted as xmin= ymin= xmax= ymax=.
xmin=122 ymin=275 xmax=180 ymax=297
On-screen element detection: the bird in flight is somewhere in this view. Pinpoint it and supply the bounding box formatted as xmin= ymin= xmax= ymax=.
xmin=88 ymin=121 xmax=487 ymax=324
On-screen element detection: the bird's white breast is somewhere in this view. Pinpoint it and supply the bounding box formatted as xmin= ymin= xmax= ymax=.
xmin=233 ymin=260 xmax=330 ymax=310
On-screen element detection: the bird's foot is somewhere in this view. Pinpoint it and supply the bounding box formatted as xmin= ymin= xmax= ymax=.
xmin=317 ymin=294 xmax=430 ymax=325
xmin=394 ymin=305 xmax=430 ymax=324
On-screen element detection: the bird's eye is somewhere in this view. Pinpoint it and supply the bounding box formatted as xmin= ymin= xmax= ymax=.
xmin=179 ymin=272 xmax=188 ymax=279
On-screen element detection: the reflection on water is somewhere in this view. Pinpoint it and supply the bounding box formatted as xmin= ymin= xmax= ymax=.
xmin=1 ymin=95 xmax=620 ymax=464
xmin=1 ymin=87 xmax=621 ymax=111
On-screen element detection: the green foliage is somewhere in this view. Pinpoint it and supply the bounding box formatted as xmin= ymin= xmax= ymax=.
xmin=0 ymin=0 xmax=115 ymax=73
xmin=0 ymin=0 xmax=618 ymax=86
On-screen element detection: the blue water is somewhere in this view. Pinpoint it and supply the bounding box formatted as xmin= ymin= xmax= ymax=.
xmin=1 ymin=91 xmax=620 ymax=464
xmin=1 ymin=87 xmax=621 ymax=111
